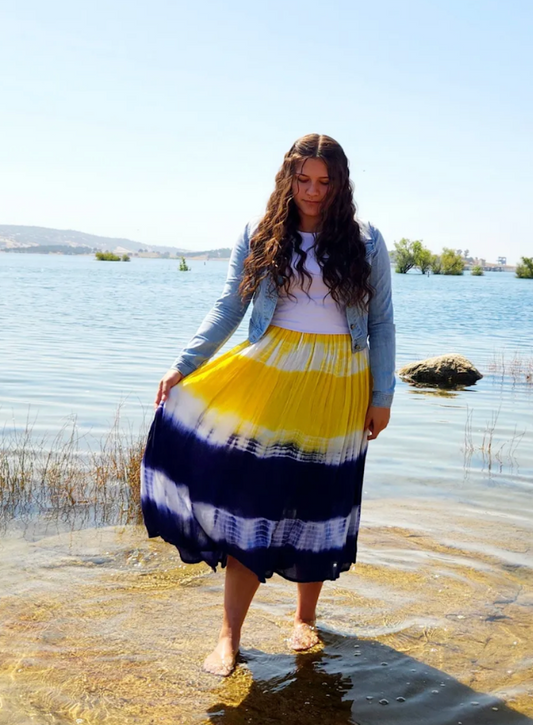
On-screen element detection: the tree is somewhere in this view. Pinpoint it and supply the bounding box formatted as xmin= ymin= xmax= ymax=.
xmin=121 ymin=254 xmax=131 ymax=262
xmin=430 ymin=254 xmax=442 ymax=274
xmin=516 ymin=256 xmax=533 ymax=279
xmin=179 ymin=256 xmax=191 ymax=271
xmin=393 ymin=238 xmax=416 ymax=273
xmin=471 ymin=265 xmax=484 ymax=276
xmin=441 ymin=247 xmax=465 ymax=275
xmin=393 ymin=238 xmax=436 ymax=274
xmin=412 ymin=241 xmax=433 ymax=274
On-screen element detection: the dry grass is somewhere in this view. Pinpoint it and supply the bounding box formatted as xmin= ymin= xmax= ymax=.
xmin=487 ymin=351 xmax=533 ymax=385
xmin=0 ymin=407 xmax=148 ymax=528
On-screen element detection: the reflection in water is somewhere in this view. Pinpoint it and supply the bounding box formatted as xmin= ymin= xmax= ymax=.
xmin=209 ymin=631 xmax=533 ymax=724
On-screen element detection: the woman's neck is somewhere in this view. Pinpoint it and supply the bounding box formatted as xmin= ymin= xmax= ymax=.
xmin=297 ymin=213 xmax=320 ymax=233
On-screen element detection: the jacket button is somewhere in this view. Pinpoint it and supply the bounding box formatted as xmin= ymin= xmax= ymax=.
xmin=350 ymin=324 xmax=355 ymax=330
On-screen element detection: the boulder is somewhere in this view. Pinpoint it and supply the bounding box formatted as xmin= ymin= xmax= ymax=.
xmin=398 ymin=354 xmax=483 ymax=387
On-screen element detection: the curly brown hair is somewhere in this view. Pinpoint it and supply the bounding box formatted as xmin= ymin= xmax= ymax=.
xmin=238 ymin=133 xmax=373 ymax=310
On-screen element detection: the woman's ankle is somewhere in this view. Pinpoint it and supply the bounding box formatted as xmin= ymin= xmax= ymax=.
xmin=218 ymin=626 xmax=241 ymax=649
xmin=294 ymin=615 xmax=316 ymax=626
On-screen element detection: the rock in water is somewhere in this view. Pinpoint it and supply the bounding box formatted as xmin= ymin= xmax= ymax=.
xmin=398 ymin=354 xmax=483 ymax=387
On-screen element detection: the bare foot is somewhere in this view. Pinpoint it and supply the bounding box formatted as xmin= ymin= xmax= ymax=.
xmin=203 ymin=635 xmax=239 ymax=677
xmin=288 ymin=620 xmax=320 ymax=651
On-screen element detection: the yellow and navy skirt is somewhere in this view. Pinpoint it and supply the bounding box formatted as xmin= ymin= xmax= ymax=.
xmin=141 ymin=325 xmax=372 ymax=583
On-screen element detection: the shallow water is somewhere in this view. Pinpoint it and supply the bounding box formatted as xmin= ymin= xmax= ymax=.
xmin=1 ymin=253 xmax=531 ymax=435
xmin=1 ymin=499 xmax=532 ymax=724
xmin=1 ymin=253 xmax=532 ymax=723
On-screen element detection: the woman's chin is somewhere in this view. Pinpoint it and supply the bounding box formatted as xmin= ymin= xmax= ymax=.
xmin=298 ymin=205 xmax=322 ymax=217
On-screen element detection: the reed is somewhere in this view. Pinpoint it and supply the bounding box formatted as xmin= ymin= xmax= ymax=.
xmin=487 ymin=351 xmax=533 ymax=385
xmin=0 ymin=408 xmax=148 ymax=528
xmin=462 ymin=403 xmax=526 ymax=474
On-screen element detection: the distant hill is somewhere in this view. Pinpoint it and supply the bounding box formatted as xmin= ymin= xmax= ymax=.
xmin=0 ymin=225 xmax=189 ymax=255
xmin=186 ymin=248 xmax=232 ymax=259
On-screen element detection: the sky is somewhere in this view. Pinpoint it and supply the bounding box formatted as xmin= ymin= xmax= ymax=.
xmin=1 ymin=0 xmax=532 ymax=264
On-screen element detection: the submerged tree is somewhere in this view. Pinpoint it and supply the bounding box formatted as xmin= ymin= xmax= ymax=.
xmin=430 ymin=254 xmax=442 ymax=275
xmin=393 ymin=238 xmax=416 ymax=273
xmin=393 ymin=238 xmax=434 ymax=274
xmin=179 ymin=256 xmax=191 ymax=271
xmin=440 ymin=247 xmax=465 ymax=275
xmin=412 ymin=241 xmax=433 ymax=274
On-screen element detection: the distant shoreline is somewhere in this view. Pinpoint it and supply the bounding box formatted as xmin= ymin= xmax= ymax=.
xmin=0 ymin=249 xmax=231 ymax=261
xmin=0 ymin=249 xmax=519 ymax=271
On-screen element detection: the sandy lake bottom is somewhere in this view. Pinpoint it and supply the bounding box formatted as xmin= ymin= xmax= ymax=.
xmin=1 ymin=494 xmax=532 ymax=725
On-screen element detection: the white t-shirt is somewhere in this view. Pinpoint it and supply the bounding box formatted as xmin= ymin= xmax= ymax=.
xmin=270 ymin=232 xmax=350 ymax=334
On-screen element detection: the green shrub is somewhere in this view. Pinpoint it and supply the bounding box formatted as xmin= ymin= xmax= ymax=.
xmin=471 ymin=265 xmax=484 ymax=276
xmin=516 ymin=257 xmax=533 ymax=279
xmin=95 ymin=251 xmax=121 ymax=261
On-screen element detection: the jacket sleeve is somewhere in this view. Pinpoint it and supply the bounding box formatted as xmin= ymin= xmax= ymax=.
xmin=367 ymin=225 xmax=396 ymax=408
xmin=171 ymin=222 xmax=253 ymax=376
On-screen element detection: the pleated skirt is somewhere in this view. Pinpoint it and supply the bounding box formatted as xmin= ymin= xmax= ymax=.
xmin=140 ymin=325 xmax=372 ymax=583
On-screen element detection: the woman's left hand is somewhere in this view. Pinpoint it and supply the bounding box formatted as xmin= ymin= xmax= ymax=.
xmin=364 ymin=405 xmax=391 ymax=441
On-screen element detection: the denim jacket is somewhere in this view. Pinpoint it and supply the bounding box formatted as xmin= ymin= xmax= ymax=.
xmin=172 ymin=219 xmax=396 ymax=408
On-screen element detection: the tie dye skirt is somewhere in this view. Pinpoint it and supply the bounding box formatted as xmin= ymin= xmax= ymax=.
xmin=141 ymin=325 xmax=371 ymax=583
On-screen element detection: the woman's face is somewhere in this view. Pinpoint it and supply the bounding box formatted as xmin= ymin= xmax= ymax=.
xmin=291 ymin=158 xmax=330 ymax=220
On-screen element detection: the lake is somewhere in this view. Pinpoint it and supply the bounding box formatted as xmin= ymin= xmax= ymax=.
xmin=0 ymin=251 xmax=532 ymax=724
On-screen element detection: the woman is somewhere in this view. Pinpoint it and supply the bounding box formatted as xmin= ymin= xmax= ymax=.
xmin=141 ymin=133 xmax=396 ymax=677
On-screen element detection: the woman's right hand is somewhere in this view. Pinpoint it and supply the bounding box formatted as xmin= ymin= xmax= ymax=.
xmin=154 ymin=369 xmax=184 ymax=408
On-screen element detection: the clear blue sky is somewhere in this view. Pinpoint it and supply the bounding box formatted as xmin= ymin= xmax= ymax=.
xmin=1 ymin=0 xmax=532 ymax=263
